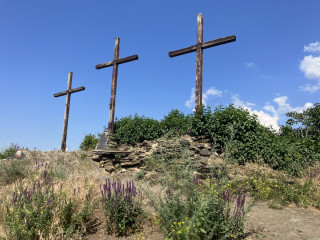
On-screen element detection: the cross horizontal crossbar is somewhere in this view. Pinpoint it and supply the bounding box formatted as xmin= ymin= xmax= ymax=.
xmin=95 ymin=54 xmax=138 ymax=69
xmin=169 ymin=35 xmax=236 ymax=58
xmin=54 ymin=86 xmax=85 ymax=97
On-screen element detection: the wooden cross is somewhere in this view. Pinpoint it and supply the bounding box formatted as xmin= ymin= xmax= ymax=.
xmin=96 ymin=37 xmax=138 ymax=134
xmin=169 ymin=13 xmax=236 ymax=111
xmin=54 ymin=72 xmax=85 ymax=152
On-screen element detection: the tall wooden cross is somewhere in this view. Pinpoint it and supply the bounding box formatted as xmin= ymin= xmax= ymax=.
xmin=169 ymin=13 xmax=236 ymax=111
xmin=96 ymin=37 xmax=138 ymax=134
xmin=54 ymin=72 xmax=85 ymax=152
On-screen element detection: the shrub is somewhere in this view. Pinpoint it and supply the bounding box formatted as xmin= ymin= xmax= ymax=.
xmin=160 ymin=109 xmax=191 ymax=137
xmin=189 ymin=105 xmax=213 ymax=137
xmin=114 ymin=115 xmax=162 ymax=144
xmin=285 ymin=102 xmax=320 ymax=140
xmin=100 ymin=178 xmax=144 ymax=236
xmin=80 ymin=133 xmax=98 ymax=151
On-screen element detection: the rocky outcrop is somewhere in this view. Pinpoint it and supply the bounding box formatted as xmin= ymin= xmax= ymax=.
xmin=90 ymin=134 xmax=219 ymax=175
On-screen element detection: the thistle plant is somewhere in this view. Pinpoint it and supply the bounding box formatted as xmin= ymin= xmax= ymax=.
xmin=100 ymin=178 xmax=144 ymax=237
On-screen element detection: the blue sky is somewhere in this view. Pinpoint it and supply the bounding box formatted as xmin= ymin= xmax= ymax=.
xmin=1 ymin=1 xmax=319 ymax=151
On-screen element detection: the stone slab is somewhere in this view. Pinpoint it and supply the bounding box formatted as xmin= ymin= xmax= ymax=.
xmin=95 ymin=132 xmax=108 ymax=150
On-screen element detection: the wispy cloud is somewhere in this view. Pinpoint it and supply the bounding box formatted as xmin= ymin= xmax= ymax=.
xmin=304 ymin=41 xmax=320 ymax=53
xmin=185 ymin=87 xmax=222 ymax=110
xmin=203 ymin=87 xmax=222 ymax=106
xmin=299 ymin=42 xmax=320 ymax=93
xmin=185 ymin=88 xmax=195 ymax=109
xmin=245 ymin=62 xmax=256 ymax=68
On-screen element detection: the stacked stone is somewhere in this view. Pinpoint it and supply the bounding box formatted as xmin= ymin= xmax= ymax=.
xmin=91 ymin=135 xmax=220 ymax=175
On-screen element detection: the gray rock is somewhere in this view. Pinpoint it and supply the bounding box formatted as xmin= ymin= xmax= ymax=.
xmin=200 ymin=148 xmax=211 ymax=156
xmin=179 ymin=139 xmax=190 ymax=147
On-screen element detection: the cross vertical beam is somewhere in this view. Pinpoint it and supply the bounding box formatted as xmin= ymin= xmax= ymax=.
xmin=169 ymin=13 xmax=236 ymax=112
xmin=109 ymin=38 xmax=120 ymax=135
xmin=54 ymin=72 xmax=85 ymax=151
xmin=96 ymin=37 xmax=138 ymax=134
xmin=196 ymin=13 xmax=203 ymax=111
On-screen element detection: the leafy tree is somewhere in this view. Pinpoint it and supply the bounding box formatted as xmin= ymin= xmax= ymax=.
xmin=80 ymin=134 xmax=98 ymax=151
xmin=285 ymin=103 xmax=320 ymax=140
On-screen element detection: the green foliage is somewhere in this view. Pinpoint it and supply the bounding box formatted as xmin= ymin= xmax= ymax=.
xmin=114 ymin=115 xmax=162 ymax=144
xmin=189 ymin=105 xmax=213 ymax=137
xmin=285 ymin=102 xmax=320 ymax=140
xmin=135 ymin=170 xmax=146 ymax=180
xmin=80 ymin=153 xmax=87 ymax=160
xmin=258 ymin=130 xmax=320 ymax=176
xmin=160 ymin=109 xmax=191 ymax=137
xmin=80 ymin=133 xmax=98 ymax=151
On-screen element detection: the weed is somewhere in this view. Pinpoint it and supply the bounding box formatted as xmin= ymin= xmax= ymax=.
xmin=135 ymin=170 xmax=145 ymax=180
xmin=80 ymin=153 xmax=87 ymax=160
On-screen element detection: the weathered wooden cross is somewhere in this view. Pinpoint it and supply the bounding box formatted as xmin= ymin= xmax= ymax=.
xmin=96 ymin=37 xmax=138 ymax=134
xmin=169 ymin=13 xmax=236 ymax=111
xmin=54 ymin=72 xmax=85 ymax=152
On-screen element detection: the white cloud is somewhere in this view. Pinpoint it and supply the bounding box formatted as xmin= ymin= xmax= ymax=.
xmin=231 ymin=94 xmax=250 ymax=111
xmin=185 ymin=87 xmax=222 ymax=109
xmin=299 ymin=43 xmax=320 ymax=93
xmin=203 ymin=87 xmax=222 ymax=105
xmin=185 ymin=88 xmax=195 ymax=108
xmin=232 ymin=95 xmax=313 ymax=132
xmin=252 ymin=110 xmax=279 ymax=131
xmin=304 ymin=42 xmax=320 ymax=53
xmin=300 ymin=55 xmax=320 ymax=79
xmin=299 ymin=83 xmax=320 ymax=93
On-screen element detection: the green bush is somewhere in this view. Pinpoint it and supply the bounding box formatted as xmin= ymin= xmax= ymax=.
xmin=80 ymin=134 xmax=98 ymax=151
xmin=160 ymin=109 xmax=191 ymax=137
xmin=189 ymin=105 xmax=213 ymax=138
xmin=114 ymin=115 xmax=162 ymax=144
